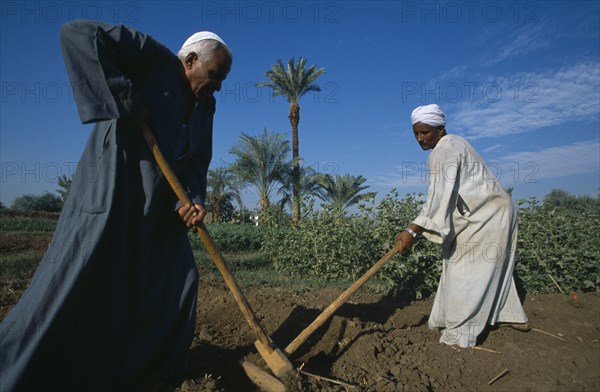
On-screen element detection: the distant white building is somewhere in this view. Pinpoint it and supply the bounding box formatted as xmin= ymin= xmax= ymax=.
xmin=249 ymin=213 xmax=260 ymax=226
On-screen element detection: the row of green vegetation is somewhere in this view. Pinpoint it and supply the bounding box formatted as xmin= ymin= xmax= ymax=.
xmin=0 ymin=213 xmax=59 ymax=233
xmin=2 ymin=189 xmax=598 ymax=298
xmin=190 ymin=189 xmax=599 ymax=298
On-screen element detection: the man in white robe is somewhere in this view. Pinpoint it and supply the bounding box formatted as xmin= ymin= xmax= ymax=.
xmin=396 ymin=104 xmax=529 ymax=347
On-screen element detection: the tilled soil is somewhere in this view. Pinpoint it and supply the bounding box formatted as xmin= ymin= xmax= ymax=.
xmin=0 ymin=232 xmax=52 ymax=255
xmin=187 ymin=280 xmax=599 ymax=391
xmin=1 ymin=240 xmax=598 ymax=391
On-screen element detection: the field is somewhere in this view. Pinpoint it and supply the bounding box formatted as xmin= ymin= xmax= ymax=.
xmin=0 ymin=213 xmax=598 ymax=391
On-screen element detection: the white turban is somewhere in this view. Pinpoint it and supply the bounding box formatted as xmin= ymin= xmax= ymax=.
xmin=180 ymin=31 xmax=229 ymax=51
xmin=411 ymin=104 xmax=446 ymax=127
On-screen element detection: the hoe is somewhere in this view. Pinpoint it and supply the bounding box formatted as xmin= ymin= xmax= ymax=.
xmin=142 ymin=123 xmax=402 ymax=391
xmin=241 ymin=243 xmax=401 ymax=391
xmin=141 ymin=124 xmax=293 ymax=390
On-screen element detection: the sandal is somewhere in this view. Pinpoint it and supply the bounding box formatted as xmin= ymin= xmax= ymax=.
xmin=496 ymin=322 xmax=530 ymax=332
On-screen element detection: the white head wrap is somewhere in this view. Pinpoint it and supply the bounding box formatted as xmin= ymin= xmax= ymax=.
xmin=180 ymin=31 xmax=229 ymax=51
xmin=411 ymin=104 xmax=446 ymax=127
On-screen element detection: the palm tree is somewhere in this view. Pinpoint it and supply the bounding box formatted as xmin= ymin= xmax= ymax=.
xmin=57 ymin=174 xmax=73 ymax=203
xmin=257 ymin=58 xmax=325 ymax=225
xmin=277 ymin=165 xmax=320 ymax=211
xmin=207 ymin=164 xmax=242 ymax=223
xmin=229 ymin=129 xmax=291 ymax=214
xmin=314 ymin=173 xmax=377 ymax=216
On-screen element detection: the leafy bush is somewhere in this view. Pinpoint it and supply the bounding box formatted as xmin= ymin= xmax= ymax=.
xmin=262 ymin=190 xmax=599 ymax=297
xmin=262 ymin=192 xmax=443 ymax=298
xmin=188 ymin=223 xmax=266 ymax=252
xmin=262 ymin=200 xmax=381 ymax=282
xmin=515 ymin=197 xmax=599 ymax=294
xmin=261 ymin=204 xmax=292 ymax=227
xmin=11 ymin=192 xmax=63 ymax=212
xmin=543 ymin=188 xmax=600 ymax=212
xmin=361 ymin=191 xmax=442 ymax=298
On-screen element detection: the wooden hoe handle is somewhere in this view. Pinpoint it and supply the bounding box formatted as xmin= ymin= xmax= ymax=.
xmin=284 ymin=243 xmax=401 ymax=356
xmin=141 ymin=123 xmax=275 ymax=350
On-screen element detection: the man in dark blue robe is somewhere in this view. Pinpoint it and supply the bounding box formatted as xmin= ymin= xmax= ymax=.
xmin=0 ymin=20 xmax=232 ymax=390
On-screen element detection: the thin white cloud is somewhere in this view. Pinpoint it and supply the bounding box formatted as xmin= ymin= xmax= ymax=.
xmin=450 ymin=61 xmax=600 ymax=139
xmin=437 ymin=65 xmax=470 ymax=81
xmin=483 ymin=22 xmax=552 ymax=67
xmin=495 ymin=140 xmax=600 ymax=182
xmin=482 ymin=144 xmax=506 ymax=153
xmin=373 ymin=140 xmax=599 ymax=189
xmin=372 ymin=162 xmax=430 ymax=189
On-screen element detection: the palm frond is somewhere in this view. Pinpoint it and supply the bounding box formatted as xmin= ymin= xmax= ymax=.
xmin=229 ymin=129 xmax=292 ymax=210
xmin=257 ymin=57 xmax=326 ymax=103
xmin=314 ymin=173 xmax=376 ymax=215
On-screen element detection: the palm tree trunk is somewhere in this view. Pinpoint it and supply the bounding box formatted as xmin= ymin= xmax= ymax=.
xmin=289 ymin=101 xmax=301 ymax=225
xmin=259 ymin=185 xmax=271 ymax=212
xmin=259 ymin=195 xmax=270 ymax=225
xmin=214 ymin=200 xmax=220 ymax=223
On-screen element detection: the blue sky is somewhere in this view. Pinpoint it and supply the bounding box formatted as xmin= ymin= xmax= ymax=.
xmin=1 ymin=0 xmax=599 ymax=209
